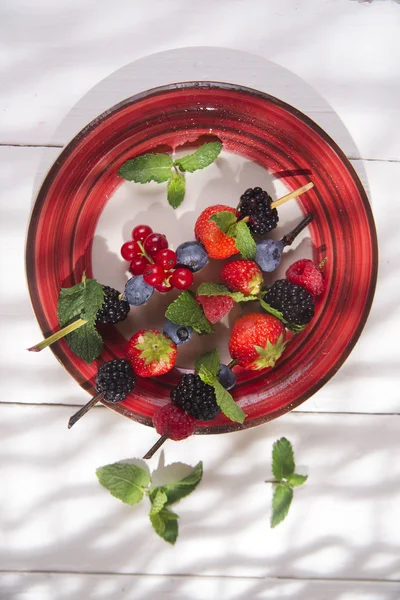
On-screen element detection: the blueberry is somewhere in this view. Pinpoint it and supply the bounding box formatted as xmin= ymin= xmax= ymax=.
xmin=255 ymin=239 xmax=284 ymax=272
xmin=176 ymin=241 xmax=208 ymax=272
xmin=163 ymin=320 xmax=193 ymax=345
xmin=124 ymin=275 xmax=154 ymax=306
xmin=218 ymin=364 xmax=236 ymax=391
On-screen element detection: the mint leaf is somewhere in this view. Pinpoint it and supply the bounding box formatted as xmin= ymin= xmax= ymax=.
xmin=175 ymin=141 xmax=222 ymax=173
xmin=213 ymin=379 xmax=246 ymax=424
xmin=165 ymin=291 xmax=214 ymax=335
xmin=197 ymin=282 xmax=257 ymax=303
xmin=197 ymin=282 xmax=230 ymax=296
xmin=65 ymin=322 xmax=103 ymax=364
xmin=197 ymin=365 xmax=217 ymax=386
xmin=287 ymin=473 xmax=308 ymax=487
xmin=149 ymin=489 xmax=168 ymax=515
xmin=272 ymin=438 xmax=295 ymax=481
xmin=150 ymin=507 xmax=179 ymax=545
xmin=96 ymin=462 xmax=150 ymax=506
xmin=151 ymin=462 xmax=203 ymax=506
xmin=271 ymin=483 xmax=293 ymax=527
xmin=259 ymin=297 xmax=306 ymax=334
xmin=118 ymin=153 xmax=173 ymax=183
xmin=58 ymin=274 xmax=105 ymax=328
xmin=195 ymin=349 xmax=220 ymax=378
xmin=210 ymin=211 xmax=237 ymax=234
xmin=234 ymin=221 xmax=256 ymax=260
xmin=167 ymin=172 xmax=186 ymax=209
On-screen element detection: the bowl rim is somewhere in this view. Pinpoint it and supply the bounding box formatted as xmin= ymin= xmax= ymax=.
xmin=26 ymin=80 xmax=378 ymax=433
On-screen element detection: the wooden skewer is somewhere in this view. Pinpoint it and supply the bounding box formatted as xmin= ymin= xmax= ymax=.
xmin=68 ymin=392 xmax=104 ymax=429
xmin=271 ymin=182 xmax=314 ymax=210
xmin=143 ymin=435 xmax=168 ymax=460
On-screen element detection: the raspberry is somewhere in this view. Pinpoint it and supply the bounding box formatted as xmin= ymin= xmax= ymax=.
xmin=236 ymin=187 xmax=278 ymax=234
xmin=263 ymin=280 xmax=314 ymax=326
xmin=286 ymin=259 xmax=324 ymax=296
xmin=96 ymin=286 xmax=130 ymax=324
xmin=171 ymin=373 xmax=221 ymax=421
xmin=196 ymin=294 xmax=234 ymax=323
xmin=152 ymin=404 xmax=196 ymax=441
xmin=95 ymin=359 xmax=136 ymax=402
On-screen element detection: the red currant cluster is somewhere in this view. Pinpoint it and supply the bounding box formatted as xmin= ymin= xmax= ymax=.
xmin=120 ymin=225 xmax=194 ymax=292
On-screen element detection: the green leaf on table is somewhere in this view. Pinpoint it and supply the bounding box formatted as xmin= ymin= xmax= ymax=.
xmin=271 ymin=483 xmax=293 ymax=528
xmin=165 ymin=291 xmax=214 ymax=335
xmin=150 ymin=507 xmax=179 ymax=545
xmin=197 ymin=282 xmax=257 ymax=303
xmin=195 ymin=348 xmax=220 ymax=378
xmin=286 ymin=473 xmax=308 ymax=488
xmin=210 ymin=211 xmax=238 ymax=234
xmin=118 ymin=153 xmax=173 ymax=183
xmin=151 ymin=462 xmax=203 ymax=506
xmin=175 ymin=141 xmax=222 ymax=173
xmin=233 ymin=221 xmax=256 ymax=260
xmin=167 ymin=172 xmax=186 ymax=208
xmin=149 ymin=489 xmax=168 ymax=515
xmin=272 ymin=437 xmax=295 ymax=481
xmin=96 ymin=462 xmax=150 ymax=506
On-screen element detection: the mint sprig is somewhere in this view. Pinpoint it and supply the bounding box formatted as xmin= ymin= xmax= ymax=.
xmin=197 ymin=282 xmax=257 ymax=303
xmin=165 ymin=290 xmax=214 ymax=334
xmin=28 ymin=273 xmax=105 ymax=363
xmin=210 ymin=212 xmax=256 ymax=260
xmin=96 ymin=460 xmax=203 ymax=545
xmin=267 ymin=437 xmax=308 ymax=528
xmin=118 ymin=141 xmax=222 ymax=209
xmin=195 ymin=348 xmax=246 ymax=424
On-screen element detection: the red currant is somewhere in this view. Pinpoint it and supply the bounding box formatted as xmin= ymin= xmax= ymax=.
xmin=132 ymin=224 xmax=153 ymax=242
xmin=171 ymin=268 xmax=193 ymax=290
xmin=129 ymin=256 xmax=149 ymax=275
xmin=121 ymin=241 xmax=141 ymax=261
xmin=143 ymin=264 xmax=165 ymax=286
xmin=154 ymin=279 xmax=174 ymax=293
xmin=155 ymin=248 xmax=177 ymax=270
xmin=143 ymin=233 xmax=168 ymax=258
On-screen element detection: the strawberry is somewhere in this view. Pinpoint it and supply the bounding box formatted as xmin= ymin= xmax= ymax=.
xmin=220 ymin=260 xmax=263 ymax=296
xmin=286 ymin=259 xmax=324 ymax=296
xmin=196 ymin=294 xmax=234 ymax=324
xmin=126 ymin=329 xmax=177 ymax=377
xmin=194 ymin=205 xmax=238 ymax=260
xmin=228 ymin=313 xmax=285 ymax=370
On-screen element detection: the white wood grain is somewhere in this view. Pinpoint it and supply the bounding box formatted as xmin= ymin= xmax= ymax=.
xmin=1 ymin=572 xmax=399 ymax=600
xmin=1 ymin=404 xmax=399 ymax=580
xmin=1 ymin=145 xmax=398 ymax=413
xmin=0 ymin=1 xmax=399 ymax=160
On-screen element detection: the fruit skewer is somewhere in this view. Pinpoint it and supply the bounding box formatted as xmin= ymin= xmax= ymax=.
xmin=67 ymin=359 xmax=136 ymax=428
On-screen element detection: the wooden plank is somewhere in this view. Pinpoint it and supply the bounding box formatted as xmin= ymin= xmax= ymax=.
xmin=0 ymin=1 xmax=399 ymax=160
xmin=0 ymin=404 xmax=399 ymax=579
xmin=1 ymin=572 xmax=399 ymax=600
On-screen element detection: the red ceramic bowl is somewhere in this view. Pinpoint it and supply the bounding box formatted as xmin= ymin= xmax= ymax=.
xmin=26 ymin=82 xmax=378 ymax=433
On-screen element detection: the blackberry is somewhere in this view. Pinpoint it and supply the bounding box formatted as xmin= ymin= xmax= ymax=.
xmin=95 ymin=359 xmax=136 ymax=403
xmin=237 ymin=187 xmax=278 ymax=235
xmin=96 ymin=286 xmax=130 ymax=324
xmin=264 ymin=279 xmax=315 ymax=326
xmin=171 ymin=373 xmax=221 ymax=421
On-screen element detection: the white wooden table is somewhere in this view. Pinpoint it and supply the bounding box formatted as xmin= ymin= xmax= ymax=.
xmin=1 ymin=1 xmax=400 ymax=598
